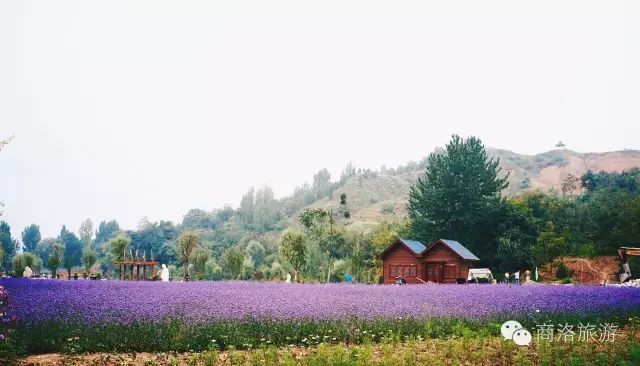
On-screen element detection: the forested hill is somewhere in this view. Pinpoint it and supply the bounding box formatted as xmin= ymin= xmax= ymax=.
xmin=302 ymin=148 xmax=640 ymax=234
xmin=5 ymin=146 xmax=640 ymax=282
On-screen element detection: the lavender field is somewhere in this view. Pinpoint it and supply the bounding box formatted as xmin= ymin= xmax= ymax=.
xmin=5 ymin=279 xmax=640 ymax=323
xmin=3 ymin=279 xmax=640 ymax=354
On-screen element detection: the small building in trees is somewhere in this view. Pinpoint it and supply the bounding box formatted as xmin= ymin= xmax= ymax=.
xmin=377 ymin=239 xmax=480 ymax=284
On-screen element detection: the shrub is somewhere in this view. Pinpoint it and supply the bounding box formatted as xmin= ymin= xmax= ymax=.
xmin=380 ymin=204 xmax=395 ymax=215
xmin=555 ymin=262 xmax=574 ymax=280
xmin=578 ymin=243 xmax=596 ymax=258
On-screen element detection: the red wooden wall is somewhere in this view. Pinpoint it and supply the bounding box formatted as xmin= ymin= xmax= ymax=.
xmin=381 ymin=241 xmax=474 ymax=284
xmin=382 ymin=245 xmax=424 ymax=284
xmin=423 ymin=243 xmax=470 ymax=283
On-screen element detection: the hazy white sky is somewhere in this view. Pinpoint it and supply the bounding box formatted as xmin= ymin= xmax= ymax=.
xmin=1 ymin=1 xmax=640 ymax=238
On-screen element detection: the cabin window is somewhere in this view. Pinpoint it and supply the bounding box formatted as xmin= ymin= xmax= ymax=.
xmin=443 ymin=264 xmax=457 ymax=278
xmin=389 ymin=265 xmax=417 ymax=278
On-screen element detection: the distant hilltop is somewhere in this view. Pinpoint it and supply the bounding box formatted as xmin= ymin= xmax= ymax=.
xmin=301 ymin=148 xmax=640 ymax=233
xmin=492 ymin=148 xmax=640 ymax=195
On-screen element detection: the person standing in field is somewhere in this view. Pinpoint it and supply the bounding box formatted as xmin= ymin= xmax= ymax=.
xmin=505 ymin=272 xmax=510 ymax=284
xmin=514 ymin=271 xmax=520 ymax=285
xmin=344 ymin=272 xmax=353 ymax=284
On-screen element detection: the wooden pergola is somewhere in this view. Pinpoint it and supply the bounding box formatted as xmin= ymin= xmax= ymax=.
xmin=113 ymin=251 xmax=159 ymax=281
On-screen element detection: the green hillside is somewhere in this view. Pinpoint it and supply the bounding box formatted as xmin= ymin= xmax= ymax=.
xmin=7 ymin=146 xmax=640 ymax=283
xmin=291 ymin=148 xmax=640 ymax=233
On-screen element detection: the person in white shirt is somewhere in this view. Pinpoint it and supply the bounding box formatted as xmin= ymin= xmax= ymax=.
xmin=160 ymin=264 xmax=170 ymax=282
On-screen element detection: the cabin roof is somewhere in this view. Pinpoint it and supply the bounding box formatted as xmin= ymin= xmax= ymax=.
xmin=377 ymin=238 xmax=480 ymax=261
xmin=429 ymin=239 xmax=480 ymax=261
xmin=398 ymin=239 xmax=427 ymax=255
xmin=377 ymin=238 xmax=426 ymax=259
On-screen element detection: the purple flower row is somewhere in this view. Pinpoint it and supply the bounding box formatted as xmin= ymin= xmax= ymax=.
xmin=2 ymin=279 xmax=640 ymax=325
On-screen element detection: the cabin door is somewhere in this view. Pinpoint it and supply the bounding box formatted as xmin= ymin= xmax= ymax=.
xmin=425 ymin=264 xmax=442 ymax=283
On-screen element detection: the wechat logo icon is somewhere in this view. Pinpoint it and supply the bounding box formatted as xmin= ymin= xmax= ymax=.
xmin=501 ymin=320 xmax=532 ymax=346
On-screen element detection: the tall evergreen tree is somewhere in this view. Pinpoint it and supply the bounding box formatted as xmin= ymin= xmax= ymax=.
xmin=21 ymin=224 xmax=42 ymax=253
xmin=0 ymin=221 xmax=17 ymax=271
xmin=408 ymin=135 xmax=509 ymax=261
xmin=59 ymin=225 xmax=83 ymax=277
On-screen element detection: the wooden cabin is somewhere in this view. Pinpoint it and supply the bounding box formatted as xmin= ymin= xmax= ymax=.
xmin=377 ymin=239 xmax=480 ymax=284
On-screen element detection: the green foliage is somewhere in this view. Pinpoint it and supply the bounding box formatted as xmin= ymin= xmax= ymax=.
xmin=204 ymin=259 xmax=223 ymax=281
xmin=21 ymin=224 xmax=41 ymax=253
xmin=581 ymin=169 xmax=640 ymax=195
xmin=95 ymin=220 xmax=120 ymax=244
xmin=555 ymin=262 xmax=574 ymax=280
xmin=347 ymin=232 xmax=376 ymax=283
xmin=532 ymin=222 xmax=568 ymax=266
xmin=6 ymin=136 xmax=640 ymax=283
xmin=221 ymin=247 xmax=245 ymax=279
xmin=408 ymin=135 xmax=509 ymax=264
xmin=252 ymin=187 xmax=282 ymax=232
xmin=581 ymin=190 xmax=640 ymax=254
xmin=312 ymin=168 xmax=333 ymax=199
xmin=109 ymin=234 xmax=131 ymax=261
xmin=245 ymin=240 xmax=266 ymax=267
xmin=82 ymin=249 xmax=97 ymax=274
xmin=279 ymin=229 xmax=307 ymax=282
xmin=239 ymin=187 xmax=255 ymax=227
xmin=240 ymin=257 xmax=255 ymax=280
xmin=9 ymin=313 xmax=639 ymax=355
xmin=128 ymin=220 xmax=179 ymax=267
xmin=12 ymin=252 xmax=42 ymax=276
xmin=47 ymin=242 xmax=64 ymax=277
xmin=369 ymin=221 xmax=410 ymax=253
xmin=191 ymin=247 xmax=211 ymax=280
xmin=495 ymin=235 xmax=531 ymax=272
xmin=299 ymin=203 xmax=349 ymax=282
xmin=59 ymin=226 xmax=83 ymax=275
xmin=0 ymin=221 xmax=17 ymax=271
xmin=78 ymin=219 xmax=94 ymax=249
xmin=178 ymin=231 xmax=200 ymax=280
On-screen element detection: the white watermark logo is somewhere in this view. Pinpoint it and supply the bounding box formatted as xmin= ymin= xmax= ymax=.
xmin=501 ymin=320 xmax=619 ymax=345
xmin=501 ymin=320 xmax=532 ymax=346
xmin=536 ymin=323 xmax=619 ymax=343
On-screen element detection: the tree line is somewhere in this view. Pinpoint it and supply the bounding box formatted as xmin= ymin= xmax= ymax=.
xmin=1 ymin=134 xmax=639 ymax=282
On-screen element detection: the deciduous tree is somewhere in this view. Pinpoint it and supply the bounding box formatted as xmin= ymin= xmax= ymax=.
xmin=244 ymin=240 xmax=266 ymax=267
xmin=109 ymin=234 xmax=131 ymax=277
xmin=79 ymin=219 xmax=94 ymax=250
xmin=222 ymin=247 xmax=245 ymax=279
xmin=191 ymin=247 xmax=210 ymax=280
xmin=95 ymin=220 xmax=120 ymax=244
xmin=279 ymin=229 xmax=307 ymax=282
xmin=178 ymin=231 xmax=200 ymax=280
xmin=48 ymin=242 xmax=64 ymax=278
xmin=13 ymin=252 xmax=41 ymax=276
